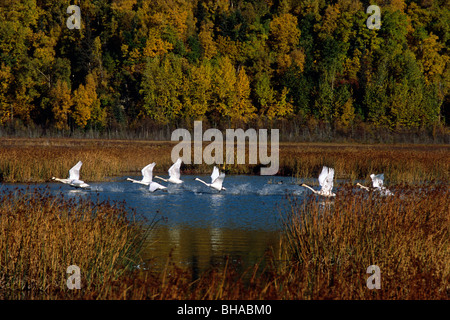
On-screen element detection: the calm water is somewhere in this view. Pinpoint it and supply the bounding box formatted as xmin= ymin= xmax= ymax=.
xmin=1 ymin=175 xmax=315 ymax=274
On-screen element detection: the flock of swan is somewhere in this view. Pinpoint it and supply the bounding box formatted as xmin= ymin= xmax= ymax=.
xmin=52 ymin=160 xmax=392 ymax=197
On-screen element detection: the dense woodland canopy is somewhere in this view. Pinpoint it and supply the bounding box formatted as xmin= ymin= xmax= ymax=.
xmin=0 ymin=0 xmax=449 ymax=137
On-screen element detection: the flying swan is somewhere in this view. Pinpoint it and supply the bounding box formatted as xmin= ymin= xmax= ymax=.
xmin=301 ymin=166 xmax=336 ymax=197
xmin=155 ymin=158 xmax=183 ymax=184
xmin=52 ymin=161 xmax=90 ymax=189
xmin=127 ymin=162 xmax=167 ymax=192
xmin=357 ymin=173 xmax=393 ymax=196
xmin=195 ymin=166 xmax=226 ymax=191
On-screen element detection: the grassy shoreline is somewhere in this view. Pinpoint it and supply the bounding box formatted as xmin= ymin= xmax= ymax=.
xmin=1 ymin=138 xmax=449 ymax=299
xmin=0 ymin=184 xmax=448 ymax=299
xmin=0 ymin=138 xmax=448 ymax=183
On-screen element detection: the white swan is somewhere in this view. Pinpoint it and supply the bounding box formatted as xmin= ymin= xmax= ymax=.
xmin=52 ymin=161 xmax=90 ymax=189
xmin=301 ymin=166 xmax=336 ymax=197
xmin=155 ymin=158 xmax=183 ymax=184
xmin=195 ymin=166 xmax=226 ymax=191
xmin=357 ymin=173 xmax=393 ymax=196
xmin=127 ymin=163 xmax=167 ymax=192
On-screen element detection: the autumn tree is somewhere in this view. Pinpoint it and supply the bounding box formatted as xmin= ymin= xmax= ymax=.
xmin=269 ymin=13 xmax=302 ymax=73
xmin=50 ymin=80 xmax=72 ymax=130
xmin=72 ymin=73 xmax=102 ymax=128
xmin=232 ymin=66 xmax=256 ymax=124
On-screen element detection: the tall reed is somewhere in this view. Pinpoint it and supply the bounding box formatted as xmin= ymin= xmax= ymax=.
xmin=1 ymin=184 xmax=448 ymax=299
xmin=280 ymin=184 xmax=450 ymax=299
xmin=0 ymin=187 xmax=151 ymax=299
xmin=1 ymin=138 xmax=448 ymax=184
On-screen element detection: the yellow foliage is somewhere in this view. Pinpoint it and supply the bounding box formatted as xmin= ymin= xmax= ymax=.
xmin=216 ymin=35 xmax=242 ymax=64
xmin=73 ymin=73 xmax=100 ymax=128
xmin=143 ymin=30 xmax=173 ymax=58
xmin=0 ymin=64 xmax=13 ymax=124
xmin=343 ymin=49 xmax=361 ymax=82
xmin=421 ymin=33 xmax=448 ymax=85
xmin=335 ymin=98 xmax=355 ymax=128
xmin=232 ymin=67 xmax=256 ymax=123
xmin=50 ymin=80 xmax=72 ymax=130
xmin=111 ymin=0 xmax=137 ymax=12
xmin=265 ymin=87 xmax=294 ymax=120
xmin=269 ymin=13 xmax=300 ymax=54
xmin=316 ymin=4 xmax=341 ymax=38
xmin=184 ymin=63 xmax=213 ymax=119
xmin=199 ymin=21 xmax=217 ymax=60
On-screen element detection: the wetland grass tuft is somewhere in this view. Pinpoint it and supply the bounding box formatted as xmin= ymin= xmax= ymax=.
xmin=0 ymin=139 xmax=448 ymax=184
xmin=0 ymin=138 xmax=448 ymax=299
xmin=0 ymin=183 xmax=448 ymax=299
xmin=0 ymin=187 xmax=151 ymax=299
xmin=280 ymin=183 xmax=450 ymax=299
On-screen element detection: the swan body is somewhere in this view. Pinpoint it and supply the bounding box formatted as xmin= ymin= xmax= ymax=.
xmin=357 ymin=173 xmax=393 ymax=196
xmin=52 ymin=161 xmax=90 ymax=189
xmin=155 ymin=158 xmax=183 ymax=184
xmin=370 ymin=173 xmax=393 ymax=196
xmin=127 ymin=163 xmax=167 ymax=192
xmin=195 ymin=166 xmax=226 ymax=191
xmin=301 ymin=166 xmax=336 ymax=197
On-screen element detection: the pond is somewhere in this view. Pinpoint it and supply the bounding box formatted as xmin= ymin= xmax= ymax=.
xmin=0 ymin=174 xmax=318 ymax=275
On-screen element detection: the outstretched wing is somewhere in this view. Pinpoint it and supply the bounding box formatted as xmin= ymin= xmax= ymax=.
xmin=370 ymin=173 xmax=384 ymax=189
xmin=324 ymin=167 xmax=335 ymax=192
xmin=318 ymin=166 xmax=329 ymax=188
xmin=69 ymin=161 xmax=83 ymax=180
xmin=210 ymin=166 xmax=220 ymax=184
xmin=141 ymin=163 xmax=156 ymax=183
xmin=211 ymin=172 xmax=226 ymax=190
xmin=319 ymin=166 xmax=334 ymax=193
xmin=168 ymin=158 xmax=182 ymax=180
xmin=149 ymin=181 xmax=165 ymax=192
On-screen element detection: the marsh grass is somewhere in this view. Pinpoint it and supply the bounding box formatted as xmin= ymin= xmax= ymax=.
xmin=281 ymin=143 xmax=450 ymax=184
xmin=0 ymin=187 xmax=152 ymax=299
xmin=0 ymin=138 xmax=448 ymax=184
xmin=0 ymin=183 xmax=448 ymax=299
xmin=280 ymin=184 xmax=450 ymax=299
xmin=0 ymin=138 xmax=449 ymax=299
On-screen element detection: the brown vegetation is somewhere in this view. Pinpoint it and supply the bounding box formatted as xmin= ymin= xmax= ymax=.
xmin=0 ymin=187 xmax=150 ymax=299
xmin=1 ymin=138 xmax=448 ymax=299
xmin=1 ymin=183 xmax=448 ymax=299
xmin=0 ymin=138 xmax=448 ymax=184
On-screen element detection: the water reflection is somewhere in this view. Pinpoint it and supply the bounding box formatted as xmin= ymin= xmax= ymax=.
xmin=143 ymin=225 xmax=281 ymax=275
xmin=1 ymin=175 xmax=342 ymax=276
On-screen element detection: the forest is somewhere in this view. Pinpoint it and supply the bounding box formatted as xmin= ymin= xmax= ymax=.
xmin=0 ymin=0 xmax=449 ymax=139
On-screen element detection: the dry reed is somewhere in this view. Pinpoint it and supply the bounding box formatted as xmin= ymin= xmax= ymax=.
xmin=0 ymin=138 xmax=448 ymax=184
xmin=0 ymin=138 xmax=449 ymax=299
xmin=0 ymin=187 xmax=151 ymax=299
xmin=1 ymin=183 xmax=448 ymax=299
xmin=280 ymin=183 xmax=450 ymax=299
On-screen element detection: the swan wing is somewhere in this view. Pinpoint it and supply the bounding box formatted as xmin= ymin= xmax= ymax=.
xmin=69 ymin=161 xmax=83 ymax=180
xmin=320 ymin=167 xmax=334 ymax=193
xmin=211 ymin=172 xmax=225 ymax=190
xmin=371 ymin=173 xmax=384 ymax=189
xmin=141 ymin=163 xmax=156 ymax=183
xmin=210 ymin=166 xmax=220 ymax=184
xmin=149 ymin=181 xmax=166 ymax=192
xmin=318 ymin=166 xmax=329 ymax=188
xmin=168 ymin=158 xmax=182 ymax=180
xmin=325 ymin=167 xmax=335 ymax=191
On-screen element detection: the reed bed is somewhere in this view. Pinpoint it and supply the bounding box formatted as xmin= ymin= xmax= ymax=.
xmin=0 ymin=138 xmax=449 ymax=299
xmin=0 ymin=183 xmax=448 ymax=299
xmin=0 ymin=138 xmax=175 ymax=183
xmin=0 ymin=138 xmax=449 ymax=184
xmin=0 ymin=187 xmax=151 ymax=299
xmin=280 ymin=183 xmax=450 ymax=299
xmin=280 ymin=143 xmax=450 ymax=184
xmin=114 ymin=183 xmax=449 ymax=300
